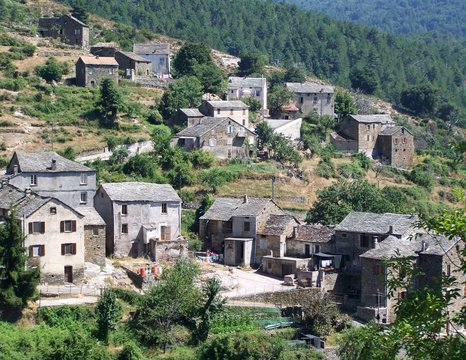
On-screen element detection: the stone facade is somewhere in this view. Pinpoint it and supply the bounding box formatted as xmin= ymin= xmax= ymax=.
xmin=84 ymin=225 xmax=106 ymax=267
xmin=75 ymin=56 xmax=119 ymax=88
xmin=115 ymin=51 xmax=152 ymax=77
xmin=90 ymin=42 xmax=119 ymax=57
xmin=38 ymin=15 xmax=89 ymax=50
xmin=262 ymin=256 xmax=310 ymax=277
xmin=133 ymin=43 xmax=171 ymax=77
xmin=227 ymin=77 xmax=268 ymax=115
xmin=199 ymin=101 xmax=250 ymax=128
xmin=285 ymin=82 xmax=335 ymax=117
xmin=377 ymin=127 xmax=414 ymax=169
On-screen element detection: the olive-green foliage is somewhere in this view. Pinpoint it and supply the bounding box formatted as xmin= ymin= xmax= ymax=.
xmin=118 ymin=341 xmax=146 ymax=360
xmin=244 ymin=96 xmax=261 ymax=113
xmin=38 ymin=305 xmax=95 ymax=328
xmin=316 ymin=158 xmax=335 ymax=179
xmin=96 ymin=289 xmax=123 ymax=343
xmin=111 ymin=288 xmax=144 ymax=306
xmin=173 ymin=42 xmax=213 ymax=77
xmin=337 ymin=162 xmax=365 ymax=179
xmin=238 ymin=51 xmax=267 ymax=76
xmin=96 ymin=78 xmax=124 ymax=123
xmin=35 ymin=57 xmax=68 ymax=83
xmin=334 ymin=89 xmax=357 ymax=121
xmin=158 ymin=76 xmax=203 ymax=119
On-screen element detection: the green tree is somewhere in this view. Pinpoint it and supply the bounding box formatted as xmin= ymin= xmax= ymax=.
xmin=199 ymin=167 xmax=231 ymax=193
xmin=400 ymin=83 xmax=440 ymax=117
xmin=58 ymin=146 xmax=76 ymax=161
xmin=244 ymin=96 xmax=261 ymax=113
xmin=158 ymin=76 xmax=203 ymax=119
xmin=284 ymin=65 xmax=306 ymax=83
xmin=35 ymin=57 xmax=68 ymax=83
xmin=123 ymin=153 xmax=158 ymax=178
xmin=0 ymin=211 xmax=39 ymax=319
xmin=173 ymin=42 xmax=213 ymax=77
xmin=96 ymin=288 xmax=123 ymax=344
xmin=350 ymin=67 xmax=379 ymax=94
xmin=152 ymin=124 xmax=173 ymax=158
xmin=71 ymin=0 xmax=89 ymax=24
xmin=267 ymin=86 xmax=294 ymax=117
xmin=238 ymin=51 xmax=267 ymax=76
xmin=193 ymin=63 xmax=226 ymax=94
xmin=255 ymin=121 xmax=274 ymax=151
xmin=334 ymin=89 xmax=357 ymax=121
xmin=96 ymin=78 xmax=124 ymax=123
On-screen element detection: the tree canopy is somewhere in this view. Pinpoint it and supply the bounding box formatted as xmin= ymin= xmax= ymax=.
xmin=158 ymin=76 xmax=203 ymax=119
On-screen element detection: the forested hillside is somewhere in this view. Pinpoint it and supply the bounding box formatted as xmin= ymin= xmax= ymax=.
xmin=62 ymin=0 xmax=465 ymax=114
xmin=278 ymin=0 xmax=466 ymax=37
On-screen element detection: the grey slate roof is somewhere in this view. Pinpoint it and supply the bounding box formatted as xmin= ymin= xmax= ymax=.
xmin=379 ymin=126 xmax=413 ymax=136
xmin=286 ymin=82 xmax=334 ymax=94
xmin=262 ymin=215 xmax=298 ymax=236
xmin=265 ymin=118 xmax=300 ymax=130
xmin=133 ymin=43 xmax=170 ymax=55
xmin=349 ymin=114 xmax=394 ymax=124
xmin=179 ymin=108 xmax=204 ymax=117
xmin=9 ymin=151 xmax=93 ymax=173
xmin=334 ymin=212 xmax=417 ymax=236
xmin=0 ymin=184 xmax=25 ymax=209
xmin=101 ymin=182 xmax=181 ymax=202
xmin=206 ymin=100 xmax=248 ymax=109
xmin=116 ymin=51 xmax=151 ymax=63
xmin=176 ymin=117 xmax=227 ymax=138
xmin=79 ymin=207 xmax=106 ymax=226
xmin=295 ymin=224 xmax=335 ymax=243
xmin=67 ymin=14 xmax=88 ymax=27
xmin=417 ymin=233 xmax=459 ymax=256
xmin=228 ymin=77 xmax=266 ymax=88
xmin=201 ymin=197 xmax=278 ymax=221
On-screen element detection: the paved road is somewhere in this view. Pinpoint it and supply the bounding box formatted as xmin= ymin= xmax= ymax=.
xmin=37 ymin=296 xmax=98 ymax=307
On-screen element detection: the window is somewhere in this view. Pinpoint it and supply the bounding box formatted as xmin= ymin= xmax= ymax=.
xmin=109 ymin=69 xmax=113 ymax=75
xmin=244 ymin=222 xmax=251 ymax=232
xmin=341 ymin=233 xmax=347 ymax=238
xmin=160 ymin=225 xmax=171 ymax=240
xmin=222 ymin=221 xmax=232 ymax=233
xmin=366 ymin=135 xmax=370 ymax=141
xmin=30 ymin=174 xmax=37 ymax=186
xmin=121 ymin=204 xmax=128 ymax=215
xmin=313 ymin=96 xmax=318 ymax=103
xmin=60 ymin=220 xmax=77 ymax=233
xmin=227 ymin=125 xmax=234 ymax=133
xmin=88 ymin=69 xmax=93 ymax=75
xmin=227 ymin=138 xmax=233 ymax=145
xmin=161 ymin=203 xmax=167 ymax=214
xmin=327 ymin=94 xmax=331 ymax=103
xmin=61 ymin=243 xmax=76 ymax=255
xmin=230 ymin=109 xmax=234 ymax=115
xmin=80 ymin=173 xmax=88 ymax=185
xmin=121 ymin=224 xmax=128 ymax=234
xmin=446 ymin=264 xmax=451 ymax=276
xmin=360 ymin=234 xmax=370 ymax=248
xmin=242 ymin=119 xmax=246 ymax=126
xmin=267 ymin=261 xmax=272 ymax=269
xmin=74 ymin=29 xmax=81 ymax=35
xmin=373 ymin=124 xmax=375 ymax=129
xmin=209 ymin=138 xmax=216 ymax=147
xmin=260 ymin=237 xmax=267 ymax=249
xmin=314 ymin=244 xmax=320 ymax=253
xmin=398 ymin=291 xmax=406 ymax=300
xmin=50 ymin=207 xmax=57 ymax=214
xmin=367 ymin=125 xmax=371 ymax=131
xmin=80 ymin=192 xmax=87 ymax=204
xmin=29 ymin=222 xmax=45 ymax=234
xmin=92 ymin=227 xmax=99 ymax=236
xmin=30 ymin=245 xmax=45 ymax=257
xmin=159 ymin=57 xmax=165 ymax=65
xmin=300 ymin=97 xmax=304 ymax=104
xmin=394 ymin=138 xmax=398 ymax=145
xmin=403 ymin=137 xmax=407 ymax=144
xmin=217 ymin=109 xmax=221 ymax=115
xmin=242 ymin=109 xmax=246 ymax=115
xmin=373 ymin=264 xmax=384 ymax=275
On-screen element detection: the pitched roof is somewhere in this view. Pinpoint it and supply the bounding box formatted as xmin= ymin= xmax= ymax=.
xmin=65 ymin=14 xmax=88 ymax=27
xmin=265 ymin=118 xmax=301 ymax=131
xmin=176 ymin=117 xmax=227 ymax=138
xmin=91 ymin=42 xmax=118 ymax=48
xmin=205 ymin=100 xmax=248 ymax=109
xmin=179 ymin=108 xmax=204 ymax=117
xmin=417 ymin=233 xmax=459 ymax=256
xmin=286 ymin=82 xmax=334 ymax=94
xmin=201 ymin=197 xmax=279 ymax=221
xmin=228 ymin=77 xmax=266 ymax=88
xmin=379 ymin=126 xmax=413 ymax=136
xmin=8 ymin=151 xmax=93 ymax=173
xmin=262 ymin=214 xmax=299 ymax=236
xmin=79 ymin=207 xmax=106 ymax=226
xmin=334 ymin=212 xmax=417 ymax=236
xmin=78 ymin=56 xmax=118 ymax=66
xmin=349 ymin=114 xmax=394 ymax=124
xmin=0 ymin=184 xmax=25 ymax=209
xmin=116 ymin=51 xmax=151 ymax=63
xmin=280 ymin=104 xmax=299 ymax=112
xmin=101 ymin=182 xmax=180 ymax=202
xmin=295 ymin=224 xmax=335 ymax=243
xmin=133 ymin=43 xmax=170 ymax=55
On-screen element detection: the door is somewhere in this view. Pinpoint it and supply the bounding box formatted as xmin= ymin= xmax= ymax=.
xmin=304 ymin=244 xmax=311 ymax=257
xmin=64 ymin=266 xmax=73 ymax=283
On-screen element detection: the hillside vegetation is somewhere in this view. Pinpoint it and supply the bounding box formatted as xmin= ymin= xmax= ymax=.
xmin=62 ymin=0 xmax=466 ymax=114
xmin=278 ymin=0 xmax=466 ymax=37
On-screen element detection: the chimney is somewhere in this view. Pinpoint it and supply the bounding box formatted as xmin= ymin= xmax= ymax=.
xmin=388 ymin=225 xmax=393 ymax=234
xmin=374 ymin=237 xmax=379 ymax=249
xmin=51 ymin=159 xmax=57 ymax=170
xmin=25 ymin=188 xmax=31 ymax=196
xmin=243 ymin=194 xmax=248 ymax=204
xmin=421 ymin=240 xmax=428 ymax=252
xmin=13 ymin=165 xmax=18 ymax=175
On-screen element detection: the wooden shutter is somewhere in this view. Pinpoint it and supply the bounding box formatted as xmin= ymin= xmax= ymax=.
xmin=40 ymin=245 xmax=45 ymax=256
xmin=160 ymin=226 xmax=166 ymax=241
xmin=165 ymin=226 xmax=171 ymax=241
xmin=71 ymin=220 xmax=77 ymax=232
xmin=29 ymin=246 xmax=33 ymax=257
xmin=61 ymin=244 xmax=65 ymax=255
xmin=28 ymin=222 xmax=33 ymax=234
xmin=40 ymin=222 xmax=45 ymax=234
xmin=60 ymin=221 xmax=64 ymax=233
xmin=72 ymin=243 xmax=77 ymax=255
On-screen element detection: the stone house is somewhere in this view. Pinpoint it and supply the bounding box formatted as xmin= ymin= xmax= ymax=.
xmin=376 ymin=126 xmax=414 ymax=169
xmin=285 ymin=82 xmax=335 ymax=117
xmin=199 ymin=196 xmax=285 ymax=266
xmin=264 ymin=118 xmax=302 ymax=143
xmin=4 ymin=151 xmax=96 ymax=208
xmin=79 ymin=207 xmax=106 ymax=267
xmin=115 ymin=51 xmax=152 ymax=77
xmin=227 ymin=77 xmax=268 ymax=115
xmin=90 ymin=42 xmax=119 ymax=57
xmin=38 ymin=14 xmax=89 ymax=50
xmin=277 ymin=104 xmax=300 ymax=120
xmin=75 ymin=56 xmax=119 ymax=88
xmin=199 ymin=100 xmax=250 ymax=128
xmin=133 ymin=43 xmax=171 ymax=77
xmin=167 ymin=108 xmax=204 ymax=128
xmin=358 ymin=233 xmax=464 ymax=325
xmin=94 ymin=182 xmax=184 ymax=259
xmin=171 ymin=117 xmax=256 ymax=159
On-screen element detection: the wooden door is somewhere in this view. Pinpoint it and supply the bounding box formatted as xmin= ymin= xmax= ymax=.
xmin=64 ymin=266 xmax=73 ymax=283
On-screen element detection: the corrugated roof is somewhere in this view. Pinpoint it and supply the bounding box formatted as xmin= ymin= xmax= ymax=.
xmin=78 ymin=56 xmax=118 ymax=66
xmin=201 ymin=197 xmax=279 ymax=221
xmin=101 ymin=182 xmax=180 ymax=202
xmin=9 ymin=151 xmax=93 ymax=173
xmin=206 ymin=100 xmax=248 ymax=109
xmin=262 ymin=214 xmax=299 ymax=236
xmin=335 ymin=212 xmax=417 ymax=236
xmin=295 ymin=224 xmax=334 ymax=243
xmin=116 ymin=51 xmax=151 ymax=63
xmin=79 ymin=207 xmax=106 ymax=226
xmin=286 ymin=82 xmax=334 ymax=94
xmin=228 ymin=77 xmax=266 ymax=88
xmin=349 ymin=114 xmax=394 ymax=124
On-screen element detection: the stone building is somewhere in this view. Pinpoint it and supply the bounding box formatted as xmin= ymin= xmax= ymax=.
xmin=227 ymin=77 xmax=268 ymax=115
xmin=199 ymin=196 xmax=285 ymax=266
xmin=376 ymin=126 xmax=414 ymax=169
xmin=285 ymin=82 xmax=335 ymax=117
xmin=94 ymin=182 xmax=184 ymax=259
xmin=38 ymin=14 xmax=89 ymax=50
xmin=4 ymin=151 xmax=96 ymax=208
xmin=199 ymin=100 xmax=250 ymax=128
xmin=90 ymin=42 xmax=119 ymax=57
xmin=75 ymin=56 xmax=119 ymax=88
xmin=171 ymin=117 xmax=256 ymax=159
xmin=79 ymin=207 xmax=106 ymax=267
xmin=133 ymin=43 xmax=171 ymax=77
xmin=115 ymin=51 xmax=152 ymax=77
xmin=167 ymin=108 xmax=204 ymax=128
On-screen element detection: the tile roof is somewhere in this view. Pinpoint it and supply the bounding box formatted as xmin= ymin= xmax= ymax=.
xmin=116 ymin=51 xmax=151 ymax=63
xmin=262 ymin=214 xmax=299 ymax=236
xmin=349 ymin=114 xmax=394 ymax=124
xmin=133 ymin=43 xmax=170 ymax=55
xmin=286 ymin=82 xmax=334 ymax=94
xmin=179 ymin=108 xmax=204 ymax=117
xmin=78 ymin=56 xmax=118 ymax=66
xmin=334 ymin=212 xmax=417 ymax=236
xmin=228 ymin=77 xmax=266 ymax=88
xmin=101 ymin=182 xmax=180 ymax=202
xmin=79 ymin=207 xmax=106 ymax=226
xmin=295 ymin=224 xmax=335 ymax=243
xmin=206 ymin=100 xmax=248 ymax=109
xmin=201 ymin=196 xmax=279 ymax=221
xmin=9 ymin=151 xmax=93 ymax=173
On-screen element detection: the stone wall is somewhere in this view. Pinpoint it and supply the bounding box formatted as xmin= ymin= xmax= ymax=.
xmin=84 ymin=225 xmax=106 ymax=266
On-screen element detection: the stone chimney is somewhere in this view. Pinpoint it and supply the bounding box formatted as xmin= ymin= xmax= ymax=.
xmin=421 ymin=240 xmax=428 ymax=252
xmin=51 ymin=159 xmax=57 ymax=170
xmin=13 ymin=164 xmax=18 ymax=175
xmin=388 ymin=225 xmax=393 ymax=234
xmin=374 ymin=237 xmax=379 ymax=249
xmin=243 ymin=194 xmax=248 ymax=204
xmin=25 ymin=188 xmax=31 ymax=196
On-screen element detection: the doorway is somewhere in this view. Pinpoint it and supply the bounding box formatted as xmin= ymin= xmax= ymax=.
xmin=64 ymin=266 xmax=73 ymax=283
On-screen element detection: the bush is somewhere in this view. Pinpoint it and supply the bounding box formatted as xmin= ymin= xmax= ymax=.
xmin=409 ymin=168 xmax=435 ymax=191
xmin=111 ymin=288 xmax=143 ymax=306
xmin=118 ymin=341 xmax=146 ymax=360
xmin=316 ymin=158 xmax=335 ymax=179
xmin=35 ymin=57 xmax=69 ymax=83
xmin=337 ymin=162 xmax=365 ymax=179
xmin=0 ymin=78 xmax=27 ymax=91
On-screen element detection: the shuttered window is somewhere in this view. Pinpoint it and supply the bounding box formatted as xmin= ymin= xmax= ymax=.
xmin=61 ymin=243 xmax=76 ymax=255
xmin=28 ymin=222 xmax=45 ymax=234
xmin=30 ymin=245 xmax=45 ymax=257
xmin=160 ymin=226 xmax=171 ymax=241
xmin=60 ymin=220 xmax=77 ymax=233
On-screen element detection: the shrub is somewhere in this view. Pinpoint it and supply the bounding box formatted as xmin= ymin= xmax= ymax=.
xmin=337 ymin=162 xmax=365 ymax=179
xmin=111 ymin=288 xmax=143 ymax=306
xmin=409 ymin=168 xmax=435 ymax=191
xmin=316 ymin=158 xmax=335 ymax=179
